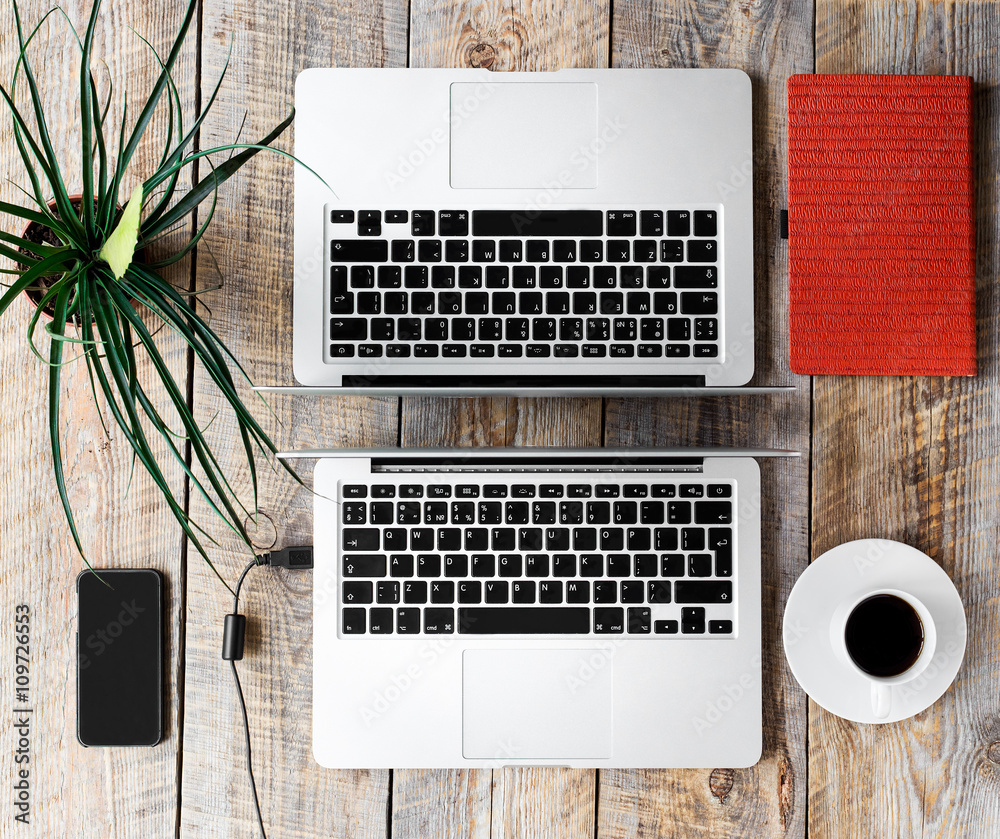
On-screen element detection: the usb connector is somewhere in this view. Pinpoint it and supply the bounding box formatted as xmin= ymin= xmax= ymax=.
xmin=261 ymin=546 xmax=314 ymax=570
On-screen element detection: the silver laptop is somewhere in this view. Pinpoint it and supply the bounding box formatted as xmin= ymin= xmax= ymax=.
xmin=295 ymin=447 xmax=793 ymax=768
xmin=291 ymin=69 xmax=756 ymax=394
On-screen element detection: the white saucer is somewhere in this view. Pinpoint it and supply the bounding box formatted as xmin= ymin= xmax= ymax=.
xmin=783 ymin=539 xmax=966 ymax=724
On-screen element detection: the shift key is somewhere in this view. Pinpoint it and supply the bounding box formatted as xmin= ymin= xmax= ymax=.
xmin=675 ymin=580 xmax=732 ymax=603
xmin=330 ymin=239 xmax=388 ymax=262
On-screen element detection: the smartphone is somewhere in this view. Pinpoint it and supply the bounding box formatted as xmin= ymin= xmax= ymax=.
xmin=76 ymin=569 xmax=164 ymax=747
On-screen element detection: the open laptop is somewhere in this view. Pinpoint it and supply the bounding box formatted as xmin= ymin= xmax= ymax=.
xmin=290 ymin=447 xmax=796 ymax=768
xmin=288 ymin=69 xmax=765 ymax=396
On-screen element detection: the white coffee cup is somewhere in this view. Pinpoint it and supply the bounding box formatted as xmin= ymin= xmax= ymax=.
xmin=830 ymin=588 xmax=937 ymax=720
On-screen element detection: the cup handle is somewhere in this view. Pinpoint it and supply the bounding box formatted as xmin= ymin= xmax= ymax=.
xmin=871 ymin=683 xmax=891 ymax=719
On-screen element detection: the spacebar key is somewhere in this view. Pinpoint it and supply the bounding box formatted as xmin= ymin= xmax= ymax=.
xmin=459 ymin=607 xmax=590 ymax=634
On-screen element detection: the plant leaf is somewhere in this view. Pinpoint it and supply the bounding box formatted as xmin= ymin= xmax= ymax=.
xmin=99 ymin=183 xmax=143 ymax=280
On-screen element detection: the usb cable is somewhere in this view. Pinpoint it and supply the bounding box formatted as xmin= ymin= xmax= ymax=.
xmin=222 ymin=546 xmax=314 ymax=839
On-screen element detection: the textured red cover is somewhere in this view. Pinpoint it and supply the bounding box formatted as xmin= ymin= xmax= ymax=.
xmin=787 ymin=74 xmax=976 ymax=376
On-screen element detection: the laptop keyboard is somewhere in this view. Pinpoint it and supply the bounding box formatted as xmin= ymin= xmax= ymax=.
xmin=337 ymin=477 xmax=736 ymax=638
xmin=326 ymin=207 xmax=721 ymax=362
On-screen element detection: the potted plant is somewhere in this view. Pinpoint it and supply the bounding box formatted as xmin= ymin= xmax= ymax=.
xmin=0 ymin=0 xmax=312 ymax=584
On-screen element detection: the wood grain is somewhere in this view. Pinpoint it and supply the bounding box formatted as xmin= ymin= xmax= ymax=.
xmin=177 ymin=0 xmax=406 ymax=836
xmin=0 ymin=1 xmax=195 ymax=837
xmin=599 ymin=0 xmax=813 ymax=837
xmin=809 ymin=2 xmax=1000 ymax=837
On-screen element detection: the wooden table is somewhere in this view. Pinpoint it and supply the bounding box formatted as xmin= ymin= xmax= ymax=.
xmin=1 ymin=0 xmax=998 ymax=836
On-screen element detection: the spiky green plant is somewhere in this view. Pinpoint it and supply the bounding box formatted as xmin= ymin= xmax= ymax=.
xmin=0 ymin=0 xmax=312 ymax=583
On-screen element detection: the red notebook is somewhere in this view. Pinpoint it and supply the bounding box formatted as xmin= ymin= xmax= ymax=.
xmin=787 ymin=74 xmax=976 ymax=376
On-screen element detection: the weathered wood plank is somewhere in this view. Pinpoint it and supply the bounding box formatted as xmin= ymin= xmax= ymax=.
xmin=0 ymin=1 xmax=194 ymax=836
xmin=809 ymin=2 xmax=1000 ymax=837
xmin=599 ymin=0 xmax=813 ymax=836
xmin=178 ymin=0 xmax=407 ymax=836
xmin=396 ymin=2 xmax=610 ymax=836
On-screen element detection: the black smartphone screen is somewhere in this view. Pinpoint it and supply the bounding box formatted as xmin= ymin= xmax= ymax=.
xmin=77 ymin=569 xmax=163 ymax=746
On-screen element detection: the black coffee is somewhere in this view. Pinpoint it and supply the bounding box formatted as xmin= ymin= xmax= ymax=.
xmin=844 ymin=594 xmax=924 ymax=677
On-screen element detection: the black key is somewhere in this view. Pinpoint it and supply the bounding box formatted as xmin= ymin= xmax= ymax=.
xmin=553 ymin=240 xmax=577 ymax=262
xmin=428 ymin=486 xmax=452 ymax=498
xmin=343 ymin=581 xmax=373 ymax=604
xmin=411 ymin=529 xmax=435 ymax=550
xmin=459 ymin=606 xmax=590 ymax=634
xmin=532 ymin=501 xmax=556 ymax=524
xmin=613 ymin=318 xmax=637 ymax=342
xmin=666 ymin=210 xmax=690 ymax=237
xmin=693 ymin=210 xmax=718 ymax=237
xmin=444 ymin=554 xmax=469 ymax=577
xmin=342 ymin=485 xmax=367 ymax=498
xmin=613 ymin=501 xmax=637 ymax=524
xmin=471 ymin=554 xmax=495 ymax=577
xmin=640 ymin=502 xmax=664 ymax=524
xmin=342 ymin=608 xmax=366 ymax=634
xmin=424 ymin=502 xmax=448 ymax=525
xmin=450 ymin=320 xmax=474 ymax=342
xmin=378 ymin=266 xmax=403 ymax=289
xmin=498 ymin=554 xmax=522 ymax=577
xmin=359 ymin=209 xmax=381 ymax=226
xmin=627 ymin=292 xmax=651 ymax=314
xmin=600 ymin=292 xmax=623 ymax=315
xmin=411 ymin=210 xmax=435 ymax=236
xmin=383 ymin=292 xmax=407 ymax=315
xmin=404 ymin=581 xmax=427 ymax=604
xmin=579 ymin=554 xmax=603 ymax=577
xmin=397 ymin=318 xmax=421 ymax=341
xmin=369 ymin=608 xmax=393 ymax=634
xmin=665 ymin=344 xmax=691 ymax=357
xmin=547 ymin=292 xmax=571 ymax=315
xmin=417 ymin=553 xmax=441 ymax=577
xmin=640 ymin=210 xmax=664 ymax=237
xmin=573 ymin=527 xmax=597 ymax=551
xmin=695 ymin=318 xmax=718 ymax=340
xmin=606 ymin=240 xmax=631 ymax=262
xmin=424 ymin=608 xmax=455 ymax=633
xmin=357 ymin=292 xmax=381 ymax=315
xmin=331 ymin=210 xmax=355 ymax=224
xmin=587 ymin=501 xmax=610 ymax=524
xmin=675 ymin=581 xmax=733 ymax=604
xmin=478 ymin=318 xmax=503 ymax=341
xmin=566 ymin=581 xmax=589 ymax=603
xmin=606 ymin=210 xmax=637 ymax=236
xmin=484 ymin=580 xmax=509 ymax=603
xmin=431 ymin=580 xmax=455 ymax=603
xmin=404 ymin=265 xmax=428 ymax=288
xmin=694 ymin=343 xmax=719 ymax=358
xmin=342 ymin=528 xmax=379 ymax=551
xmin=593 ymin=266 xmax=616 ymax=288
xmin=491 ymin=528 xmax=516 ymax=551
xmin=532 ymin=318 xmax=556 ymax=341
xmin=610 ymin=345 xmax=634 ymax=357
xmin=607 ymin=554 xmax=630 ymax=577
xmin=459 ymin=266 xmax=483 ymax=289
xmin=458 ymin=581 xmax=482 ymax=604
xmin=329 ymin=344 xmax=356 ymax=358
xmin=396 ymin=608 xmax=420 ymax=634
xmin=478 ymin=501 xmax=502 ymax=524
xmin=396 ymin=500 xmax=421 ymax=524
xmin=438 ymin=529 xmax=462 ymax=551
xmin=682 ymin=527 xmax=705 ymax=551
xmin=710 ymin=619 xmax=733 ymax=634
xmin=425 ymin=319 xmax=448 ymax=342
xmin=675 ymin=265 xmax=719 ymax=289
xmin=579 ymin=240 xmax=603 ymax=262
xmin=682 ymin=606 xmax=706 ymax=634
xmin=500 ymin=344 xmax=523 ymax=358
xmin=525 ymin=553 xmax=549 ymax=577
xmin=559 ymin=318 xmax=583 ymax=342
xmin=634 ymin=240 xmax=658 ymax=262
xmin=582 ymin=344 xmax=607 ymax=357
xmin=710 ymin=528 xmax=733 ymax=577
xmin=573 ymin=292 xmax=597 ymax=315
xmin=667 ymin=318 xmax=690 ymax=341
xmin=627 ymin=527 xmax=651 ymax=551
xmin=593 ymin=582 xmax=616 ymax=603
xmin=619 ymin=267 xmax=643 ymax=289
xmin=331 ymin=239 xmax=388 ymax=262
xmin=626 ymin=486 xmax=648 ymax=499
xmin=511 ymin=485 xmax=536 ymax=498
xmin=472 ymin=240 xmax=496 ymax=262
xmin=417 ymin=239 xmax=442 ymax=263
xmin=661 ymin=554 xmax=685 ymax=576
xmin=687 ymin=240 xmax=718 ymax=262
xmin=506 ymin=318 xmax=530 ymax=341
xmin=667 ymin=501 xmax=691 ymax=524
xmin=519 ymin=292 xmax=544 ymax=315
xmin=559 ymin=501 xmax=584 ymax=525
xmin=487 ymin=268 xmax=510 ymax=290
xmin=518 ymin=528 xmax=543 ymax=551
xmin=526 ymin=239 xmax=550 ymax=262
xmin=391 ymin=240 xmax=414 ymax=263
xmin=689 ymin=554 xmax=713 ymax=577
xmin=444 ymin=241 xmax=468 ymax=263
xmin=654 ymin=528 xmax=679 ymax=550
xmin=544 ymin=528 xmax=570 ymax=551
xmin=473 ymin=211 xmax=602 ymax=237
xmin=654 ymin=620 xmax=679 ymax=634
xmin=439 ymin=210 xmax=469 ymax=236
xmin=595 ymin=486 xmax=620 ymax=498
xmin=499 ymin=240 xmax=522 ymax=262
xmin=660 ymin=240 xmax=684 ymax=262
xmin=539 ymin=581 xmax=562 ymax=604
xmin=342 ymin=554 xmax=386 ymax=577
xmin=351 ymin=265 xmax=375 ymax=288
xmin=594 ymin=607 xmax=625 ymax=634
xmin=506 ymin=502 xmax=530 ymax=524
xmin=696 ymin=501 xmax=732 ymax=524
xmin=382 ymin=528 xmax=408 ymax=551
xmin=456 ymin=485 xmax=480 ymax=499
xmin=330 ymin=288 xmax=354 ymax=314
xmin=357 ymin=344 xmax=383 ymax=358
xmin=512 ymin=581 xmax=536 ymax=603
xmin=628 ymin=606 xmax=651 ymax=633
xmin=513 ymin=266 xmax=536 ymax=288
xmin=587 ymin=318 xmax=610 ymax=341
xmin=526 ymin=344 xmax=552 ymax=357
xmin=601 ymin=527 xmax=624 ymax=550
xmin=552 ymin=554 xmax=576 ymax=577
xmin=648 ymin=581 xmax=672 ymax=605
xmin=389 ymin=554 xmax=414 ymax=577
xmin=465 ymin=292 xmax=489 ymax=315
xmin=634 ymin=554 xmax=658 ymax=577
xmin=648 ymin=266 xmax=670 ymax=288
xmin=654 ymin=292 xmax=679 ymax=315
xmin=385 ymin=210 xmax=408 ymax=224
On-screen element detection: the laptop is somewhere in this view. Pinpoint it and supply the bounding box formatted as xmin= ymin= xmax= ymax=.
xmin=289 ymin=69 xmax=762 ymax=396
xmin=292 ymin=447 xmax=795 ymax=768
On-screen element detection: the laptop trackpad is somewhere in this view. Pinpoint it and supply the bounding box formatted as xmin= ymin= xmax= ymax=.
xmin=462 ymin=649 xmax=613 ymax=760
xmin=450 ymin=83 xmax=599 ymax=189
